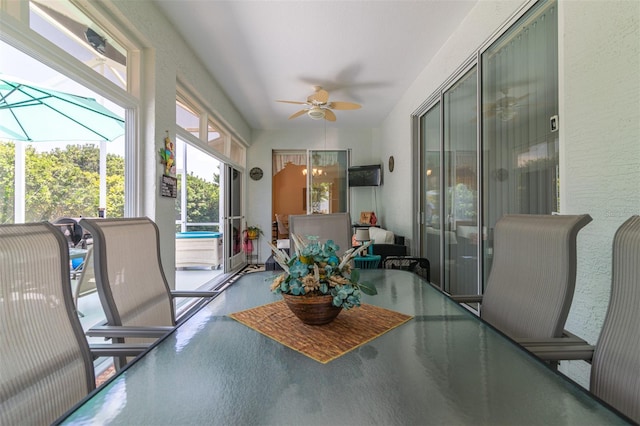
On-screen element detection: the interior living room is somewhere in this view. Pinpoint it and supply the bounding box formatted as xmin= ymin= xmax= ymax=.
xmin=1 ymin=0 xmax=638 ymax=400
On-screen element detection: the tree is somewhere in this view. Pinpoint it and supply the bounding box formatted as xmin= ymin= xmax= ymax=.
xmin=176 ymin=172 xmax=220 ymax=231
xmin=0 ymin=142 xmax=124 ymax=223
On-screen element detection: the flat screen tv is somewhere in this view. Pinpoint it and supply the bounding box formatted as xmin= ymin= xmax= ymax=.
xmin=348 ymin=164 xmax=382 ymax=187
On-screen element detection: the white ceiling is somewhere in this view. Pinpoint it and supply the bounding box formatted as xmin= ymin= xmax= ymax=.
xmin=153 ymin=0 xmax=478 ymax=130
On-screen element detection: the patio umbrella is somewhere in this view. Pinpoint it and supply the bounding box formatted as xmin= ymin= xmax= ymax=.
xmin=0 ymin=76 xmax=125 ymax=223
xmin=0 ymin=77 xmax=124 ymax=142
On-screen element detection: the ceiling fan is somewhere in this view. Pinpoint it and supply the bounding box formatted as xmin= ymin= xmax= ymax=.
xmin=276 ymin=86 xmax=361 ymax=122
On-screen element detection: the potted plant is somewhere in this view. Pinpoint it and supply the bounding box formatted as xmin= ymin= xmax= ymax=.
xmin=267 ymin=234 xmax=377 ymax=325
xmin=244 ymin=225 xmax=263 ymax=240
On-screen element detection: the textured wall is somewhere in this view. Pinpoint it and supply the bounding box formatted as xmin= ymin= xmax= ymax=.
xmin=558 ymin=0 xmax=640 ymax=386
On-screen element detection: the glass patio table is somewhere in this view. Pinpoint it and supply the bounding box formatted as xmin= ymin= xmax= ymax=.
xmin=57 ymin=270 xmax=629 ymax=425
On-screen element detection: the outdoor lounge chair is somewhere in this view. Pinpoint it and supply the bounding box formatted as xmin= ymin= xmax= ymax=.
xmin=529 ymin=215 xmax=640 ymax=423
xmin=0 ymin=222 xmax=145 ymax=425
xmin=80 ymin=217 xmax=219 ymax=367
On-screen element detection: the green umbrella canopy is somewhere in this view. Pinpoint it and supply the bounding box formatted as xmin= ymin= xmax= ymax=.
xmin=0 ymin=77 xmax=124 ymax=142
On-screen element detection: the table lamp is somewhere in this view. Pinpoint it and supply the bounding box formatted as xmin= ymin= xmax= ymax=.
xmin=355 ymin=228 xmax=372 ymax=255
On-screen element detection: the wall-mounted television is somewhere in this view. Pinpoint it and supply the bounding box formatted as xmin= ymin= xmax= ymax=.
xmin=348 ymin=164 xmax=382 ymax=187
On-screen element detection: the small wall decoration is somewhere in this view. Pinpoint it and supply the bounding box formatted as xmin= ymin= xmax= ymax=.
xmin=161 ymin=174 xmax=177 ymax=198
xmin=388 ymin=156 xmax=395 ymax=173
xmin=159 ymin=131 xmax=176 ymax=177
xmin=359 ymin=211 xmax=377 ymax=225
xmin=249 ymin=167 xmax=263 ymax=180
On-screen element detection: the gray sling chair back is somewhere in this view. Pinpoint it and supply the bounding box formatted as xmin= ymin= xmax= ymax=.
xmin=531 ymin=215 xmax=640 ymax=423
xmin=452 ymin=214 xmax=593 ymax=342
xmin=288 ymin=213 xmax=353 ymax=257
xmin=0 ymin=222 xmax=144 ymax=425
xmin=80 ymin=217 xmax=218 ymax=368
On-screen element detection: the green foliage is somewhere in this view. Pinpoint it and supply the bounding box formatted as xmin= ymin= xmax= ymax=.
xmin=2 ymin=142 xmax=219 ymax=226
xmin=176 ymin=172 xmax=220 ymax=231
xmin=0 ymin=142 xmax=122 ymax=223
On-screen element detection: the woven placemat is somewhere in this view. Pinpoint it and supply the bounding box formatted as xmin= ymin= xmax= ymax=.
xmin=229 ymin=301 xmax=413 ymax=363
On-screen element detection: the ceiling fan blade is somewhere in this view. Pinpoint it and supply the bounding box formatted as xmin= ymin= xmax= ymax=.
xmin=308 ymin=88 xmax=329 ymax=104
xmin=329 ymin=101 xmax=361 ymax=110
xmin=288 ymin=109 xmax=308 ymax=120
xmin=324 ymin=109 xmax=337 ymax=122
xmin=276 ymin=100 xmax=308 ymax=105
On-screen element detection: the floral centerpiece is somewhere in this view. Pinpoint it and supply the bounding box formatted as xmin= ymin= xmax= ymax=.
xmin=267 ymin=234 xmax=377 ymax=324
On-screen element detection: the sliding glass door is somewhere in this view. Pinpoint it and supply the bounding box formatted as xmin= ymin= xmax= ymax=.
xmin=420 ymin=103 xmax=442 ymax=286
xmin=417 ymin=0 xmax=558 ymax=295
xmin=443 ymin=67 xmax=479 ymax=295
xmin=308 ymin=150 xmax=349 ymax=214
xmin=272 ymin=150 xmax=349 ymax=243
xmin=481 ymin=1 xmax=559 ymax=282
xmin=224 ymin=165 xmax=244 ymax=270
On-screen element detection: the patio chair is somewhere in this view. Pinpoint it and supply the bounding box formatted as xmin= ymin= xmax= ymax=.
xmin=72 ymin=246 xmax=97 ymax=317
xmin=451 ymin=214 xmax=592 ymax=341
xmin=0 ymin=222 xmax=145 ymax=425
xmin=530 ymin=215 xmax=640 ymax=423
xmin=288 ymin=213 xmax=352 ymax=256
xmin=383 ymin=256 xmax=431 ymax=281
xmin=80 ymin=217 xmax=219 ymax=366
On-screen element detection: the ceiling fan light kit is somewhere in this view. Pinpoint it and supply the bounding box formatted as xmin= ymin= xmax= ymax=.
xmin=307 ymin=106 xmax=326 ymax=120
xmin=277 ymin=86 xmax=361 ymax=122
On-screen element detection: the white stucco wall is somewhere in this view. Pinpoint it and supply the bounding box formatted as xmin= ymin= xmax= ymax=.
xmin=558 ymin=0 xmax=640 ymax=386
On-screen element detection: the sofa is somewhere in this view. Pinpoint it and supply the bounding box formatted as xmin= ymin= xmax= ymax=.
xmin=368 ymin=227 xmax=407 ymax=266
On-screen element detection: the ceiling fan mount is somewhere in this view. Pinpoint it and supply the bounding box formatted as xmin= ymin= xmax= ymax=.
xmin=276 ymin=86 xmax=361 ymax=122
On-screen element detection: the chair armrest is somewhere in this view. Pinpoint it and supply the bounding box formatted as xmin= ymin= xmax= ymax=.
xmin=89 ymin=343 xmax=150 ymax=358
xmin=528 ymin=344 xmax=595 ymax=362
xmin=450 ymin=295 xmax=483 ymax=304
xmin=517 ymin=330 xmax=588 ymax=346
xmin=170 ymin=290 xmax=218 ymax=298
xmin=87 ymin=325 xmax=174 ymax=338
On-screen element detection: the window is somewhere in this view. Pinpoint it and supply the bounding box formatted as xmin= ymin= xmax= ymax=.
xmin=29 ymin=0 xmax=127 ymax=90
xmin=174 ymin=91 xmax=247 ymax=279
xmin=0 ymin=40 xmax=125 ymax=223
